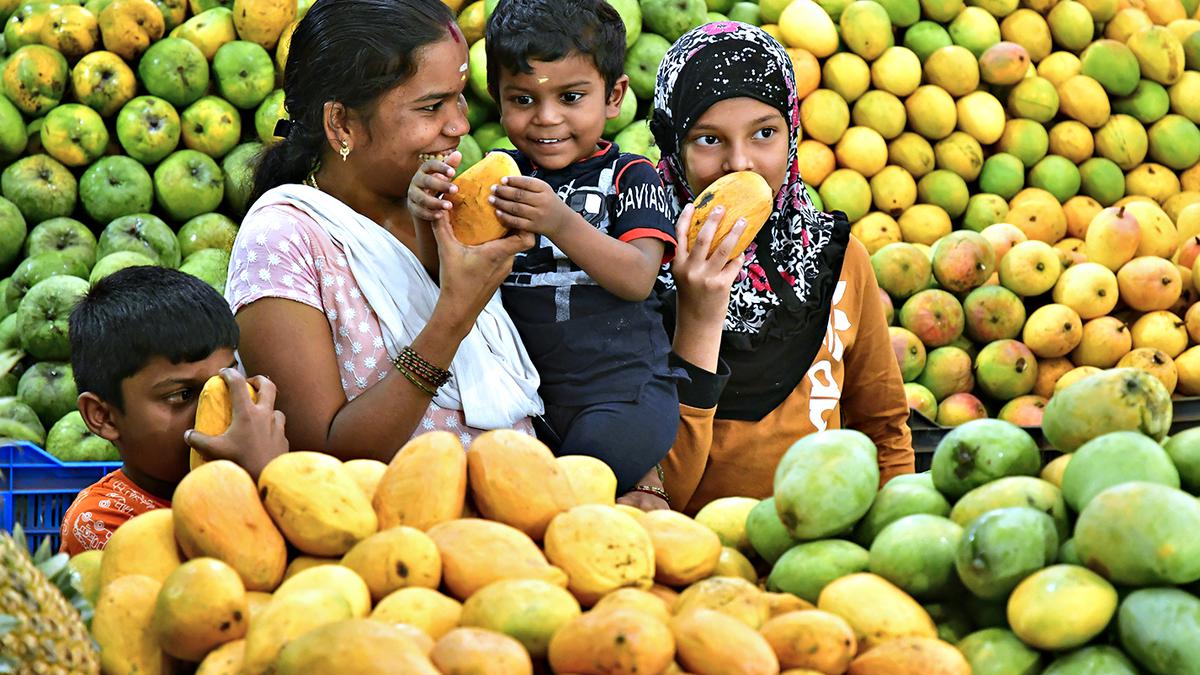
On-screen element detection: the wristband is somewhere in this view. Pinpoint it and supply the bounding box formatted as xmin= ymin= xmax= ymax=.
xmin=632 ymin=484 xmax=670 ymax=505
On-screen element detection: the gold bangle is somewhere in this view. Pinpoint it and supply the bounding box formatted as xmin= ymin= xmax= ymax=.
xmin=395 ymin=361 xmax=437 ymax=396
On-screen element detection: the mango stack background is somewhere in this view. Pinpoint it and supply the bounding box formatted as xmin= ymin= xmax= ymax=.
xmin=6 ymin=0 xmax=1200 ymax=446
xmin=74 ymin=377 xmax=1200 ymax=674
xmin=742 ymin=0 xmax=1200 ymax=425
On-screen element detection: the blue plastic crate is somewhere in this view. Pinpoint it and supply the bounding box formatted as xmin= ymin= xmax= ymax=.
xmin=1 ymin=441 xmax=122 ymax=553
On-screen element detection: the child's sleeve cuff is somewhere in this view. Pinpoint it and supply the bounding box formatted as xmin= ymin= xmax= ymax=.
xmin=670 ymin=352 xmax=731 ymax=409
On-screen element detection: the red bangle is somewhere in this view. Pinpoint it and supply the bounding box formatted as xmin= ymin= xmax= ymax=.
xmin=631 ymin=484 xmax=670 ymax=505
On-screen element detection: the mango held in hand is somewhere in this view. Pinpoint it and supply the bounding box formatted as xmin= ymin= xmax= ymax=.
xmin=773 ymin=429 xmax=880 ymax=540
xmin=257 ymin=451 xmax=378 ymax=557
xmin=190 ymin=374 xmax=259 ymax=471
xmin=688 ymin=171 xmax=774 ymax=261
xmin=448 ymin=151 xmax=519 ymax=245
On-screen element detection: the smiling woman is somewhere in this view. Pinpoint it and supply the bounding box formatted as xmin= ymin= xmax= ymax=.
xmin=227 ymin=0 xmax=544 ymax=463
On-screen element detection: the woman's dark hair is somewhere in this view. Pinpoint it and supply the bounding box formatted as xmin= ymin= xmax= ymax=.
xmin=250 ymin=0 xmax=456 ymax=204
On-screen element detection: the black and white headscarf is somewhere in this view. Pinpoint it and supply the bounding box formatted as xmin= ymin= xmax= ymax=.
xmin=652 ymin=21 xmax=842 ymax=338
xmin=652 ymin=22 xmax=852 ymax=420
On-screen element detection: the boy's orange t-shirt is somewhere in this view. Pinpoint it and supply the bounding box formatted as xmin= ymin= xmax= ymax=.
xmin=59 ymin=469 xmax=170 ymax=556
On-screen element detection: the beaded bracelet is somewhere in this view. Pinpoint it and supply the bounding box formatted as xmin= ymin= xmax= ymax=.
xmin=394 ymin=360 xmax=438 ymax=396
xmin=632 ymin=484 xmax=670 ymax=505
xmin=397 ymin=346 xmax=451 ymax=388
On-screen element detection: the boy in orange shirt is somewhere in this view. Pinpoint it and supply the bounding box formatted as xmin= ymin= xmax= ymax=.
xmin=59 ymin=267 xmax=288 ymax=555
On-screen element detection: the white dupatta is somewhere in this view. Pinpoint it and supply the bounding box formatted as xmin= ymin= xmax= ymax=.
xmin=238 ymin=184 xmax=544 ymax=429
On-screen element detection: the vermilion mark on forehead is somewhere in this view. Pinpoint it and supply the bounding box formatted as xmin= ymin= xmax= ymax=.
xmin=448 ymin=22 xmax=462 ymax=43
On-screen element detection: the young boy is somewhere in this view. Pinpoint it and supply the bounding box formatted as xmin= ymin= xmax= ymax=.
xmin=417 ymin=0 xmax=681 ymax=500
xmin=59 ymin=266 xmax=288 ymax=555
xmin=411 ymin=0 xmax=681 ymax=499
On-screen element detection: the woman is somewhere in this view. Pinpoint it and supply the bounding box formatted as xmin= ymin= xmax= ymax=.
xmin=227 ymin=0 xmax=543 ymax=462
xmin=649 ymin=22 xmax=915 ymax=514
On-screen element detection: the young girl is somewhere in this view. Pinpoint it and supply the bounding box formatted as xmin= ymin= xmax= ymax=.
xmin=649 ymin=22 xmax=915 ymax=514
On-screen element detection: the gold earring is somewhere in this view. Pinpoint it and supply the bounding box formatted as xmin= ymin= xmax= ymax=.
xmin=339 ymin=140 xmax=350 ymax=162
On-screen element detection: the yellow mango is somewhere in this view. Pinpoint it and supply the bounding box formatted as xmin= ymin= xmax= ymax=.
xmin=98 ymin=0 xmax=165 ymax=61
xmin=92 ymin=575 xmax=173 ymax=675
xmin=430 ymin=628 xmax=533 ymax=675
xmin=760 ymin=610 xmax=857 ymax=673
xmin=371 ymin=587 xmax=462 ymax=640
xmin=693 ymin=497 xmax=760 ymax=556
xmin=274 ymin=619 xmax=437 ymax=674
xmin=846 ymin=637 xmax=970 ymax=674
xmin=673 ymin=577 xmax=771 ymax=630
xmin=245 ymin=592 xmax=272 ymax=620
xmin=240 ymin=589 xmax=353 ymax=675
xmin=448 ymin=152 xmax=519 ymax=244
xmin=548 ymin=608 xmax=676 ymax=675
xmin=153 ymin=557 xmax=248 ymax=662
xmin=258 ymin=451 xmax=378 ymax=556
xmin=427 ymin=518 xmax=568 ymax=600
xmin=1041 ymin=453 xmax=1072 ymax=487
xmin=195 ymin=639 xmax=244 ymax=675
xmin=764 ymin=593 xmax=815 ymax=618
xmin=98 ymin=508 xmax=181 ymax=589
xmin=712 ymin=547 xmax=759 ymax=583
xmin=67 ymin=549 xmax=103 ymax=606
xmin=190 ymin=374 xmax=257 ymax=471
xmin=392 ymin=622 xmax=436 ymax=655
xmin=459 ymin=578 xmax=582 ymax=658
xmin=171 ymin=460 xmax=287 ymax=592
xmin=817 ymin=573 xmax=937 ymax=651
xmin=467 ymin=430 xmax=578 ymax=540
xmin=340 ymin=526 xmax=441 ymax=602
xmin=40 ymin=5 xmax=100 ymax=60
xmin=274 ymin=565 xmax=371 ymax=618
xmin=641 ymin=510 xmax=722 ymax=587
xmin=274 ymin=20 xmax=297 ymax=76
xmin=614 ymin=503 xmax=648 ymax=523
xmin=232 ymin=0 xmax=295 ymax=49
xmin=689 ymin=171 xmax=775 ymax=261
xmin=373 ymin=431 xmax=467 ymax=531
xmin=557 ymin=455 xmax=618 ymax=505
xmin=1006 ymin=564 xmax=1118 ymax=651
xmin=671 ymin=609 xmax=780 ymax=675
xmin=649 ymin=584 xmax=681 ymax=610
xmin=282 ymin=556 xmax=336 ymax=581
xmin=343 ymin=459 xmax=387 ymax=501
xmin=543 ymin=505 xmax=656 ymax=606
xmin=592 ymin=588 xmax=673 ymax=624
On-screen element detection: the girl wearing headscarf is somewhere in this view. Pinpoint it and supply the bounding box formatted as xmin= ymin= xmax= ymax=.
xmin=648 ymin=22 xmax=914 ymax=514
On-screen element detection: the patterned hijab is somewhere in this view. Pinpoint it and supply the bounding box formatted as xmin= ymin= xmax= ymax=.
xmin=652 ymin=22 xmax=841 ymax=340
